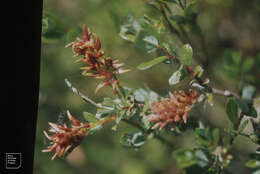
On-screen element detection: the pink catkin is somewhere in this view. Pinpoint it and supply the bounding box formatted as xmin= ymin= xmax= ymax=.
xmin=147 ymin=89 xmax=198 ymax=130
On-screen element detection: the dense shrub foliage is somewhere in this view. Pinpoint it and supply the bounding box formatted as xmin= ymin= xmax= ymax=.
xmin=39 ymin=0 xmax=260 ymax=174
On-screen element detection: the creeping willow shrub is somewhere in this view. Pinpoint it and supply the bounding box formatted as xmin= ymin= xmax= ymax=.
xmin=42 ymin=1 xmax=260 ymax=173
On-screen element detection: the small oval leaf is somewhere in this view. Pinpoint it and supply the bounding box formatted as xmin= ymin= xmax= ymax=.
xmin=169 ymin=70 xmax=182 ymax=86
xmin=178 ymin=44 xmax=193 ymax=65
xmin=226 ymin=99 xmax=238 ymax=124
xmin=137 ymin=56 xmax=168 ymax=70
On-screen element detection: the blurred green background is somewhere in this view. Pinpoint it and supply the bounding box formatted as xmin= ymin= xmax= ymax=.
xmin=34 ymin=0 xmax=260 ymax=173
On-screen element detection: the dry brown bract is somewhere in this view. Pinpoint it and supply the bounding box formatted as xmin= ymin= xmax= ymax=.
xmin=66 ymin=24 xmax=130 ymax=93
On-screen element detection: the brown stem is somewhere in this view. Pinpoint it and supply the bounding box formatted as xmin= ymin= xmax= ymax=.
xmin=65 ymin=80 xmax=176 ymax=149
xmin=159 ymin=3 xmax=186 ymax=43
xmin=157 ymin=45 xmax=180 ymax=64
xmin=89 ymin=115 xmax=116 ymax=128
xmin=211 ymin=88 xmax=239 ymax=98
xmin=229 ymin=112 xmax=244 ymax=145
xmin=65 ymin=78 xmax=114 ymax=110
xmin=178 ymin=0 xmax=185 ymax=10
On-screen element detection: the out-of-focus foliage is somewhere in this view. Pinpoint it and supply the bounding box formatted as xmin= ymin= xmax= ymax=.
xmin=35 ymin=0 xmax=260 ymax=174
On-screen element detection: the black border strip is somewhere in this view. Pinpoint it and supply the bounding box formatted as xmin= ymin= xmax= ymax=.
xmin=2 ymin=0 xmax=43 ymax=173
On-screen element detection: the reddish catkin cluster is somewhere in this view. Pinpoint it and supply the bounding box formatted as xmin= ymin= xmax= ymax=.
xmin=66 ymin=24 xmax=130 ymax=93
xmin=147 ymin=89 xmax=198 ymax=130
xmin=42 ymin=111 xmax=90 ymax=160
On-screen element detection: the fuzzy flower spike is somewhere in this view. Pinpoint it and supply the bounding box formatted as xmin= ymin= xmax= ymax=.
xmin=66 ymin=24 xmax=130 ymax=93
xmin=42 ymin=110 xmax=90 ymax=160
xmin=147 ymin=89 xmax=198 ymax=130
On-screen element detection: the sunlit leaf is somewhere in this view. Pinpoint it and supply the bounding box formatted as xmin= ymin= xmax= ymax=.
xmin=83 ymin=112 xmax=99 ymax=123
xmin=246 ymin=159 xmax=260 ymax=168
xmin=143 ymin=35 xmax=158 ymax=46
xmin=195 ymin=128 xmax=211 ymax=146
xmin=120 ymin=132 xmax=145 ymax=149
xmin=135 ymin=31 xmax=158 ymax=53
xmin=194 ymin=65 xmax=204 ymax=78
xmin=242 ymin=85 xmax=256 ymax=102
xmin=169 ymin=70 xmax=182 ymax=86
xmin=137 ymin=56 xmax=168 ymax=70
xmin=173 ymin=149 xmax=197 ymax=168
xmin=178 ymin=44 xmax=193 ymax=65
xmin=238 ymin=120 xmax=249 ymax=133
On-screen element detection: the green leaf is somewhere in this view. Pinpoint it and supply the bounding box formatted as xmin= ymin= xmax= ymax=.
xmin=247 ymin=106 xmax=258 ymax=118
xmin=119 ymin=26 xmax=136 ymax=42
xmin=212 ymin=128 xmax=219 ymax=145
xmin=238 ymin=120 xmax=249 ymax=133
xmin=141 ymin=116 xmax=151 ymax=130
xmin=119 ymin=15 xmax=141 ymax=42
xmin=242 ymin=85 xmax=256 ymax=102
xmin=231 ymin=51 xmax=242 ymax=64
xmin=143 ymin=35 xmax=158 ymax=46
xmin=168 ymin=65 xmax=188 ymax=86
xmin=137 ymin=56 xmax=168 ymax=70
xmin=178 ymin=44 xmax=193 ymax=65
xmin=195 ymin=128 xmax=211 ymax=146
xmin=256 ymin=147 xmax=260 ymax=154
xmin=173 ymin=149 xmax=197 ymax=168
xmin=245 ymin=159 xmax=260 ymax=168
xmin=135 ymin=31 xmax=158 ymax=53
xmin=96 ymin=109 xmax=116 ymax=119
xmin=193 ymin=65 xmax=204 ymax=78
xmin=242 ymin=56 xmax=254 ymax=72
xmin=195 ymin=150 xmax=209 ymax=167
xmin=41 ymin=11 xmax=67 ymax=42
xmin=170 ymin=15 xmax=186 ymax=24
xmin=156 ymin=43 xmax=175 ymax=64
xmin=161 ymin=0 xmax=178 ymax=3
xmin=120 ymin=132 xmax=145 ymax=149
xmin=234 ymin=98 xmax=257 ymax=117
xmin=169 ymin=70 xmax=182 ymax=86
xmin=133 ymin=88 xmax=159 ymax=106
xmin=226 ymin=99 xmax=238 ymax=124
xmin=252 ymin=169 xmax=260 ymax=174
xmin=83 ymin=112 xmax=99 ymax=123
xmin=133 ymin=88 xmax=149 ymax=102
xmin=234 ymin=98 xmax=249 ymax=114
xmin=102 ymin=97 xmax=116 ymax=106
xmin=249 ymin=134 xmax=260 ymax=144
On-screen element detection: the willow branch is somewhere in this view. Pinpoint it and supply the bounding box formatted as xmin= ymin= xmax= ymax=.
xmin=211 ymin=88 xmax=239 ymax=98
xmin=158 ymin=3 xmax=186 ymax=43
xmin=178 ymin=0 xmax=185 ymax=10
xmin=156 ymin=46 xmax=239 ymax=99
xmin=64 ymin=78 xmax=113 ymax=110
xmin=158 ymin=1 xmax=210 ymax=67
xmin=65 ymin=78 xmax=175 ymax=149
